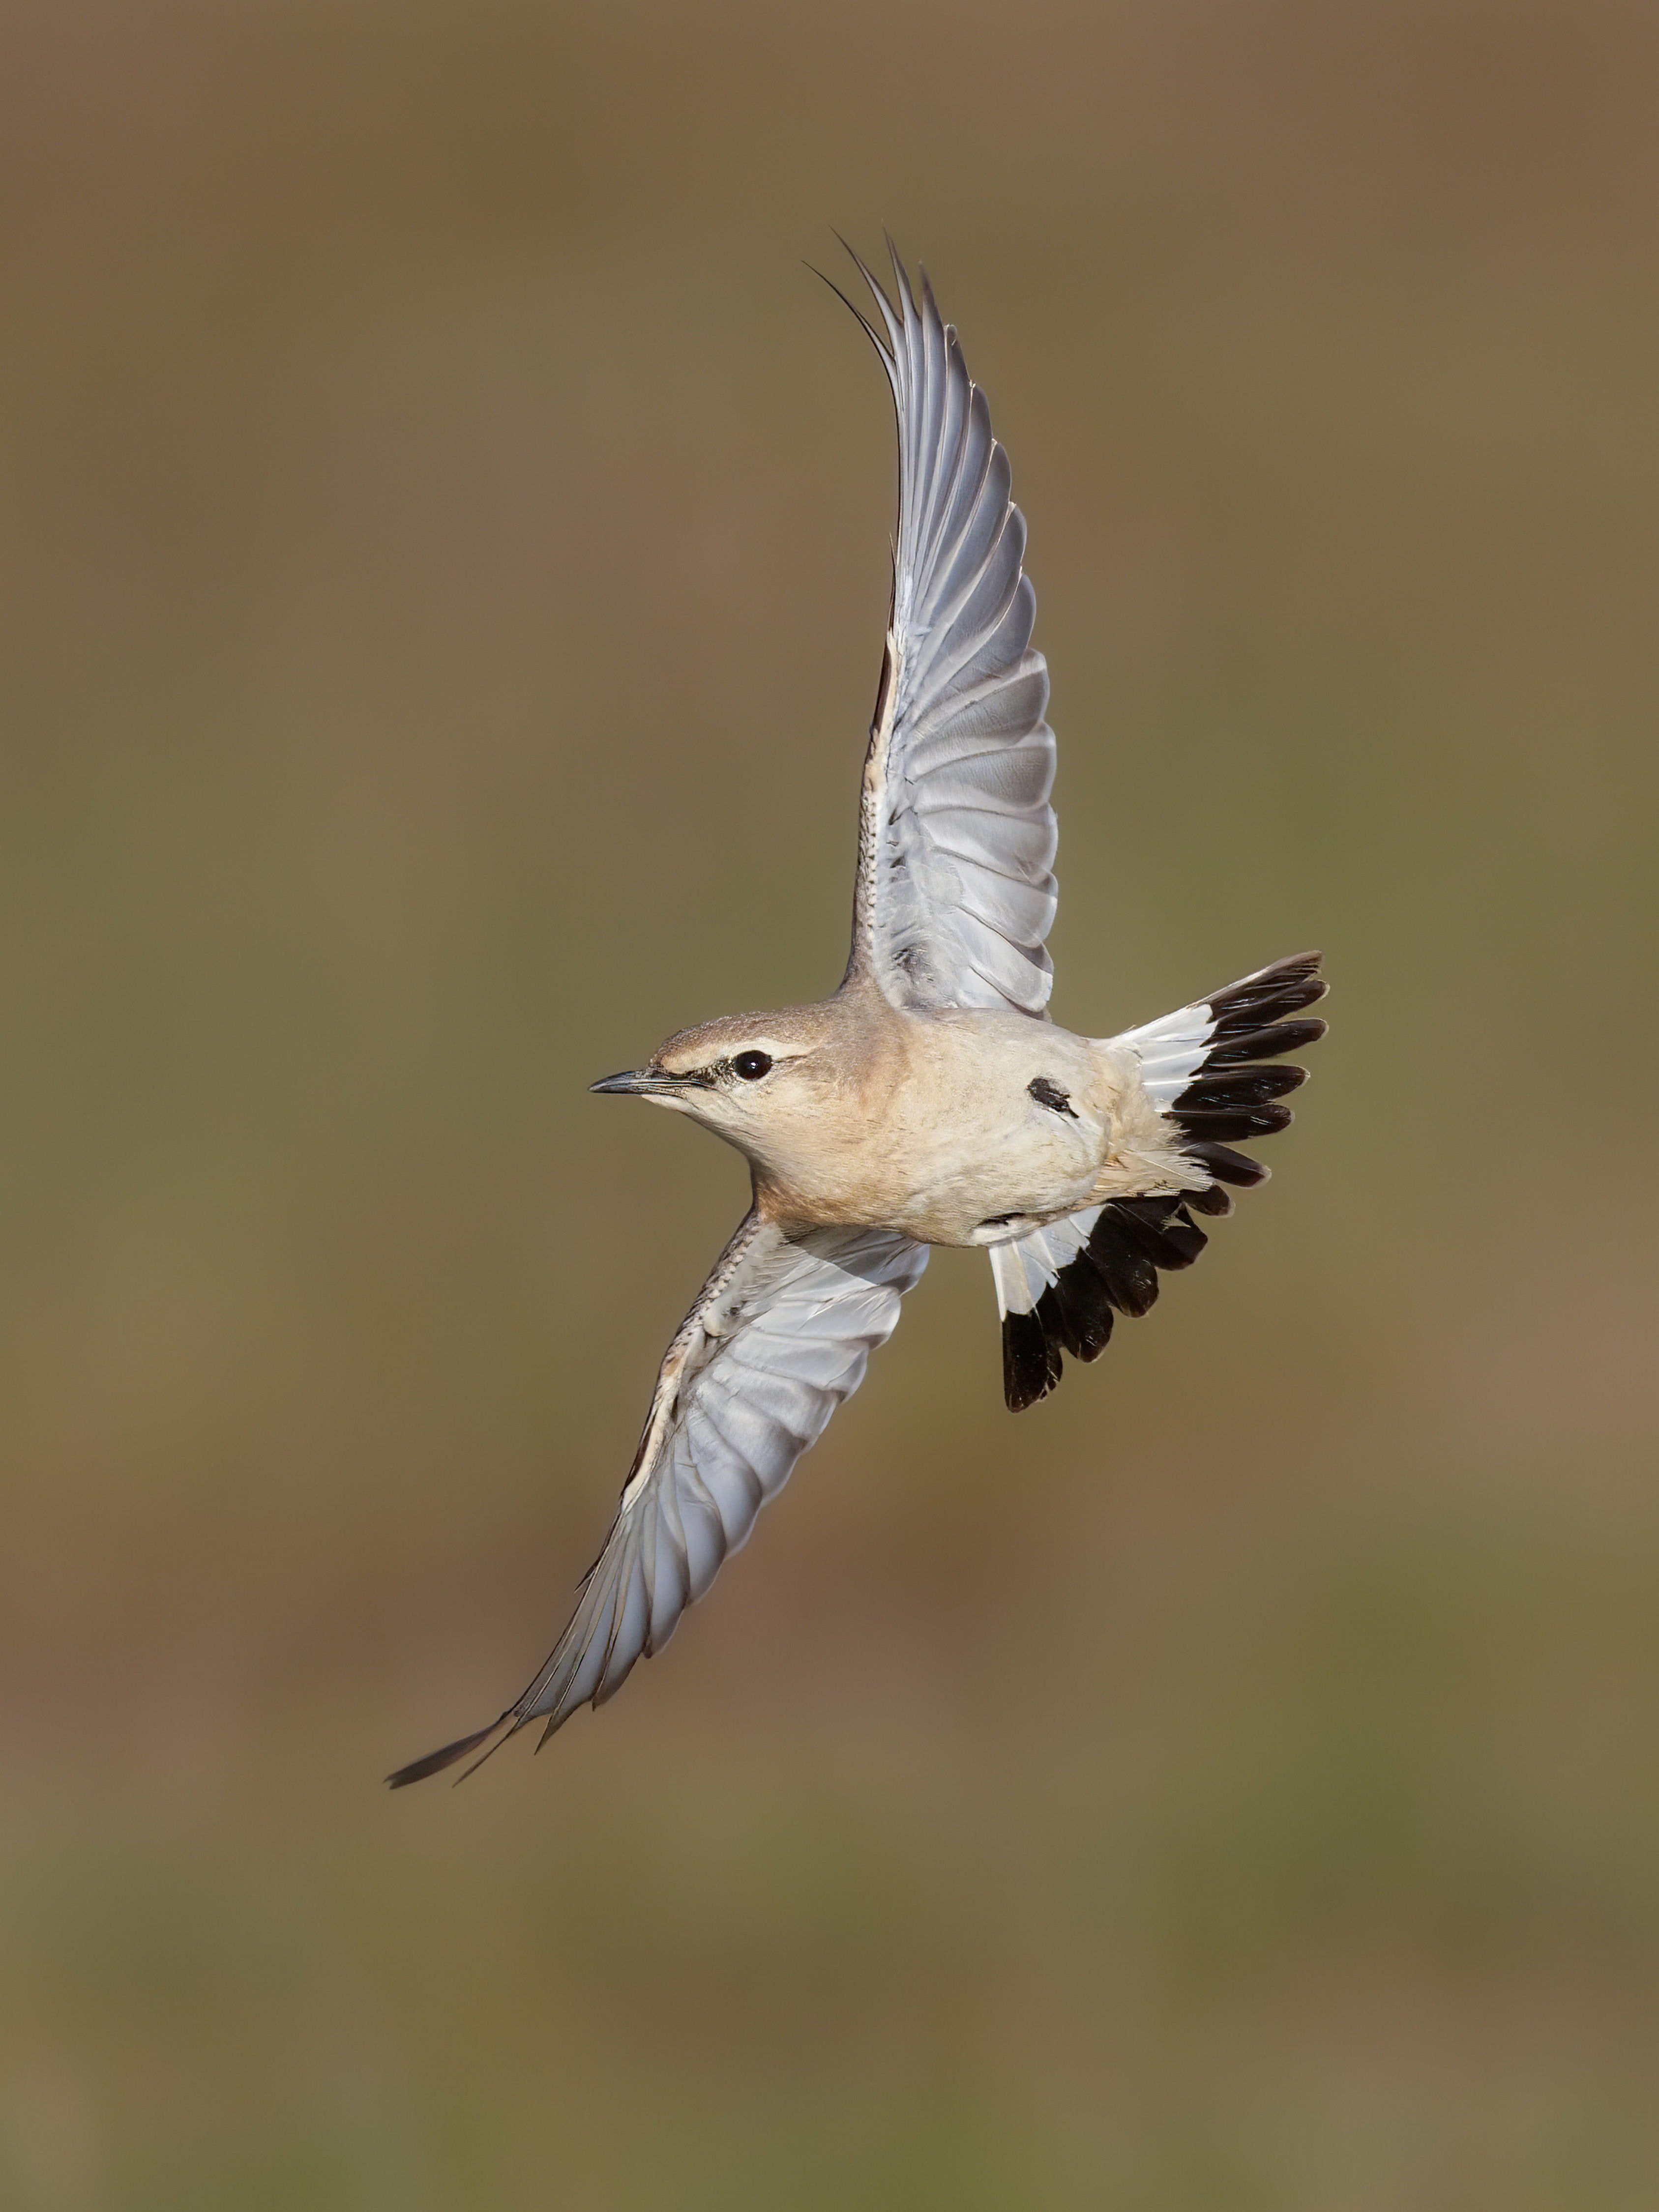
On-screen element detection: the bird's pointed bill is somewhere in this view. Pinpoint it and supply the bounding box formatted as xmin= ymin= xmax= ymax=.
xmin=590 ymin=1068 xmax=677 ymax=1095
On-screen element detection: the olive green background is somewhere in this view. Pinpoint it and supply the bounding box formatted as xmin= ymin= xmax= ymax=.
xmin=3 ymin=3 xmax=1656 ymax=2206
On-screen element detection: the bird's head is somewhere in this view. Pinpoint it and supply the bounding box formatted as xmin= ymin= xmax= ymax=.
xmin=590 ymin=1002 xmax=852 ymax=1170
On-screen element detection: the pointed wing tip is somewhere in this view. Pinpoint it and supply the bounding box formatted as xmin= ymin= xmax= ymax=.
xmin=883 ymin=231 xmax=919 ymax=315
xmin=534 ymin=1708 xmax=575 ymax=1750
xmin=384 ymin=1717 xmax=509 ymax=1790
xmin=809 ymin=260 xmax=887 ymax=357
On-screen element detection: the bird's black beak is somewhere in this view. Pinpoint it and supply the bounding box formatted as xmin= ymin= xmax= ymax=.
xmin=590 ymin=1068 xmax=681 ymax=1096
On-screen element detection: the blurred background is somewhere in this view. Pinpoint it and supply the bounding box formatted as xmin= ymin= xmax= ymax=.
xmin=2 ymin=1 xmax=1657 ymax=2205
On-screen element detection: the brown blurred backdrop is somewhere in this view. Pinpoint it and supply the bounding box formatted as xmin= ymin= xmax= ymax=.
xmin=2 ymin=2 xmax=1657 ymax=2206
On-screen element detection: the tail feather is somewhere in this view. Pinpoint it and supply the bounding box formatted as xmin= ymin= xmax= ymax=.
xmin=989 ymin=952 xmax=1326 ymax=1411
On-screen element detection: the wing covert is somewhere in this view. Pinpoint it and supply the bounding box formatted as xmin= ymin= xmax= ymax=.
xmin=387 ymin=1212 xmax=926 ymax=1783
xmin=841 ymin=243 xmax=1058 ymax=1018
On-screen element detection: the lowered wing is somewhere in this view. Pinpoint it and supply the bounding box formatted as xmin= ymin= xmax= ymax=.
xmin=388 ymin=1212 xmax=927 ymax=1783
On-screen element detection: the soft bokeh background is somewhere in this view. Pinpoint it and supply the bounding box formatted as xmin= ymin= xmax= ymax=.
xmin=3 ymin=2 xmax=1656 ymax=2205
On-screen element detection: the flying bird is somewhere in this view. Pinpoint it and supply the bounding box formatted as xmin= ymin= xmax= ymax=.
xmin=388 ymin=243 xmax=1326 ymax=1787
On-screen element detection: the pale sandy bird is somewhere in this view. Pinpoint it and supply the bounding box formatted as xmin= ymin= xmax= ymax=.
xmin=389 ymin=244 xmax=1326 ymax=1787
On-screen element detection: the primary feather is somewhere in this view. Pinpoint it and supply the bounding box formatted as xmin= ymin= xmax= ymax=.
xmin=842 ymin=242 xmax=1058 ymax=1019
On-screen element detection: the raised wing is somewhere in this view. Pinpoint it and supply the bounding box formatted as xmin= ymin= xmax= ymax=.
xmin=840 ymin=242 xmax=1058 ymax=1019
xmin=388 ymin=1213 xmax=927 ymax=1784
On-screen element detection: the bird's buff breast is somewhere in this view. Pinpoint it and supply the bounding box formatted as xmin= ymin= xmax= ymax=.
xmin=754 ymin=1015 xmax=1111 ymax=1247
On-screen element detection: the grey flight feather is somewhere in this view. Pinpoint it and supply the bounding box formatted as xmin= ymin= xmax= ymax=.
xmin=387 ymin=1213 xmax=926 ymax=1783
xmin=840 ymin=241 xmax=1058 ymax=1019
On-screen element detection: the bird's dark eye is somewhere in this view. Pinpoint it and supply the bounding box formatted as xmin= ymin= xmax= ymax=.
xmin=733 ymin=1050 xmax=772 ymax=1081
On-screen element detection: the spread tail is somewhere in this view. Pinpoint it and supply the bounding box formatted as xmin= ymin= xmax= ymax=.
xmin=992 ymin=952 xmax=1326 ymax=1411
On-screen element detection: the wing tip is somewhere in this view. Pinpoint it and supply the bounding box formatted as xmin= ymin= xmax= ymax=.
xmin=384 ymin=1713 xmax=514 ymax=1790
xmin=810 ymin=248 xmax=889 ymax=362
